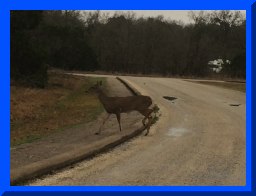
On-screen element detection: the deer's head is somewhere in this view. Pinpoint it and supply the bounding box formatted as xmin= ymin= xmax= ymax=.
xmin=86 ymin=81 xmax=102 ymax=93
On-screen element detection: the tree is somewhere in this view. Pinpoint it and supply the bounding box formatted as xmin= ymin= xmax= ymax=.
xmin=10 ymin=10 xmax=48 ymax=88
xmin=39 ymin=10 xmax=99 ymax=71
xmin=80 ymin=10 xmax=246 ymax=78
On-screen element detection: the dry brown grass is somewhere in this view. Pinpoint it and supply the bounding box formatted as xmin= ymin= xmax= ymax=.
xmin=10 ymin=73 xmax=105 ymax=145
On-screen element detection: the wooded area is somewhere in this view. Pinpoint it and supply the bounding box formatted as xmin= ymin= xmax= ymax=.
xmin=10 ymin=10 xmax=246 ymax=88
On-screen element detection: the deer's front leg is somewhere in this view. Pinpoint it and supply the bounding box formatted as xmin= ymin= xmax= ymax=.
xmin=145 ymin=115 xmax=153 ymax=136
xmin=144 ymin=109 xmax=153 ymax=136
xmin=116 ymin=110 xmax=122 ymax=132
xmin=96 ymin=113 xmax=111 ymax=135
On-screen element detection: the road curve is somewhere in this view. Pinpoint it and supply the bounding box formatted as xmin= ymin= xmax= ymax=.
xmin=28 ymin=75 xmax=246 ymax=186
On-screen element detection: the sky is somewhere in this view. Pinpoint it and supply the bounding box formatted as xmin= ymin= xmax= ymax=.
xmin=84 ymin=10 xmax=246 ymax=24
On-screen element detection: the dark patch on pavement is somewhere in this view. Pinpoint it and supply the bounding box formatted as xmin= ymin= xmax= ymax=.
xmin=163 ymin=96 xmax=177 ymax=101
xmin=229 ymin=103 xmax=242 ymax=106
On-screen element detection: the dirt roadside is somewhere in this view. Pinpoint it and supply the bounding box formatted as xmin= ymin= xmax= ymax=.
xmin=10 ymin=77 xmax=151 ymax=185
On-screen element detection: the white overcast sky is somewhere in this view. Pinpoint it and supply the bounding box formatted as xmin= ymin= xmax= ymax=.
xmin=84 ymin=10 xmax=246 ymax=24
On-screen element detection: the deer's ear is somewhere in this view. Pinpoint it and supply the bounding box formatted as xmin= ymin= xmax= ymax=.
xmin=99 ymin=81 xmax=102 ymax=86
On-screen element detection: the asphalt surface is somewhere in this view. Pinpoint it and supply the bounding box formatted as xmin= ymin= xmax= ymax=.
xmin=27 ymin=75 xmax=246 ymax=186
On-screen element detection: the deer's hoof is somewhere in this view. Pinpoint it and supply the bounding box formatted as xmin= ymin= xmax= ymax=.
xmin=95 ymin=132 xmax=99 ymax=135
xmin=143 ymin=123 xmax=146 ymax=126
xmin=145 ymin=133 xmax=148 ymax=136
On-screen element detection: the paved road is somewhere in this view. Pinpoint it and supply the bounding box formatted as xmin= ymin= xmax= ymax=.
xmin=28 ymin=75 xmax=246 ymax=186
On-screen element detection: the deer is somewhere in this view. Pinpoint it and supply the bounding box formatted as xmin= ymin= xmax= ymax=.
xmin=86 ymin=81 xmax=154 ymax=136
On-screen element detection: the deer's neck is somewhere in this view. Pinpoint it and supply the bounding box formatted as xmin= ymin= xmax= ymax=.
xmin=97 ymin=88 xmax=109 ymax=104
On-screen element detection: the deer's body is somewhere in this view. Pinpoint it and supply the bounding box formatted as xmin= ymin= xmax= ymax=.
xmin=98 ymin=89 xmax=152 ymax=113
xmin=87 ymin=81 xmax=154 ymax=136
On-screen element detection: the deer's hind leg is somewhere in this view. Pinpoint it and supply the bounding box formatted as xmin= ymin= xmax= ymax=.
xmin=141 ymin=109 xmax=153 ymax=126
xmin=140 ymin=108 xmax=153 ymax=136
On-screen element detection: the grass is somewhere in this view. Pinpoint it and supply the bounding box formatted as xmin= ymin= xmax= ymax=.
xmin=11 ymin=134 xmax=42 ymax=146
xmin=88 ymin=103 xmax=104 ymax=120
xmin=151 ymin=104 xmax=160 ymax=125
xmin=10 ymin=74 xmax=106 ymax=146
xmin=151 ymin=115 xmax=159 ymax=125
xmin=190 ymin=81 xmax=246 ymax=93
xmin=153 ymin=104 xmax=160 ymax=113
xmin=10 ymin=122 xmax=84 ymax=146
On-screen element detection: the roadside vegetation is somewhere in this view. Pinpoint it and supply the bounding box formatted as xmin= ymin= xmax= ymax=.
xmin=151 ymin=105 xmax=160 ymax=125
xmin=10 ymin=73 xmax=105 ymax=146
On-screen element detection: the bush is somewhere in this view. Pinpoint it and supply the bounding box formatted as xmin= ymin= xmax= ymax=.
xmin=231 ymin=52 xmax=246 ymax=78
xmin=222 ymin=52 xmax=246 ymax=79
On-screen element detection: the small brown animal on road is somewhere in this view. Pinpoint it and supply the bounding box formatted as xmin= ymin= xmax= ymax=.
xmin=86 ymin=81 xmax=154 ymax=136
